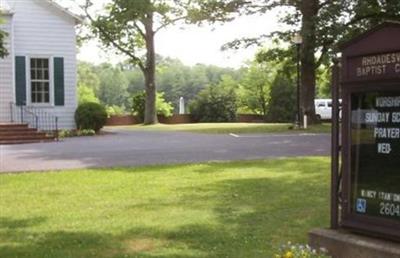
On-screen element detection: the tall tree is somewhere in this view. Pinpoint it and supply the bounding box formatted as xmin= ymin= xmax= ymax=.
xmin=239 ymin=62 xmax=273 ymax=116
xmin=78 ymin=61 xmax=100 ymax=94
xmin=267 ymin=70 xmax=296 ymax=122
xmin=96 ymin=64 xmax=129 ymax=109
xmin=83 ymin=0 xmax=211 ymax=124
xmin=202 ymin=0 xmax=400 ymax=123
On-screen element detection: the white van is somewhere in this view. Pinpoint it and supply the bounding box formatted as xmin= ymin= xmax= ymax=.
xmin=314 ymin=99 xmax=342 ymax=120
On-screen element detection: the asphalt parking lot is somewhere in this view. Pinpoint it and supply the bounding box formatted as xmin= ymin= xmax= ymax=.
xmin=0 ymin=129 xmax=330 ymax=173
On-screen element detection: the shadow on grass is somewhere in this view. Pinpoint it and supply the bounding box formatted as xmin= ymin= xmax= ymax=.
xmin=167 ymin=166 xmax=328 ymax=257
xmin=0 ymin=159 xmax=329 ymax=258
xmin=0 ymin=230 xmax=119 ymax=258
xmin=0 ymin=217 xmax=47 ymax=229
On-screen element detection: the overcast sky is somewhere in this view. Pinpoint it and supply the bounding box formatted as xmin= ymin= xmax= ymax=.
xmin=61 ymin=1 xmax=288 ymax=68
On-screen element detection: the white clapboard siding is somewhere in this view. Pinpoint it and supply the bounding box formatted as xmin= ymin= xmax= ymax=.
xmin=0 ymin=15 xmax=13 ymax=123
xmin=6 ymin=0 xmax=78 ymax=129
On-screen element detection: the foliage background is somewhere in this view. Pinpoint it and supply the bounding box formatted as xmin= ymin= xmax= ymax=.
xmin=78 ymin=54 xmax=330 ymax=121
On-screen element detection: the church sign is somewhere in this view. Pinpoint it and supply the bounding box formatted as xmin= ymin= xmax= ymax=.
xmin=347 ymin=52 xmax=400 ymax=80
xmin=339 ymin=22 xmax=400 ymax=241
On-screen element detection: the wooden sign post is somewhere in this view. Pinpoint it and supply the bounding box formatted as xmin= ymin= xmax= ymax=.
xmin=310 ymin=22 xmax=400 ymax=257
xmin=340 ymin=22 xmax=400 ymax=241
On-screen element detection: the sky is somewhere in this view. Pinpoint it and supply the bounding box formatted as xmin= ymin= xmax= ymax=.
xmin=62 ymin=1 xmax=288 ymax=68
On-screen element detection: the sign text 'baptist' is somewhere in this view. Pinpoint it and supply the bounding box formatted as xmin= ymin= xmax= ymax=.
xmin=356 ymin=52 xmax=400 ymax=77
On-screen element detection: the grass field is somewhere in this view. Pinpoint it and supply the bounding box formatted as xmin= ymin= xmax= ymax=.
xmin=0 ymin=157 xmax=330 ymax=258
xmin=114 ymin=123 xmax=331 ymax=134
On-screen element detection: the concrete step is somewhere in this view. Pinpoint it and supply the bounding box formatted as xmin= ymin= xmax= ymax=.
xmin=309 ymin=228 xmax=400 ymax=258
xmin=0 ymin=123 xmax=28 ymax=126
xmin=0 ymin=123 xmax=56 ymax=145
xmin=0 ymin=128 xmax=37 ymax=133
xmin=0 ymin=133 xmax=49 ymax=141
xmin=0 ymin=124 xmax=29 ymax=130
xmin=0 ymin=129 xmax=38 ymax=135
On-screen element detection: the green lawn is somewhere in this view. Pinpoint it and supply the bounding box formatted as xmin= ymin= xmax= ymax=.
xmin=0 ymin=157 xmax=330 ymax=258
xmin=112 ymin=123 xmax=331 ymax=134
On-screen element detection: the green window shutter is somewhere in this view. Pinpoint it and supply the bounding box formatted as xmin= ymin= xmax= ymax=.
xmin=54 ymin=57 xmax=65 ymax=106
xmin=15 ymin=56 xmax=26 ymax=106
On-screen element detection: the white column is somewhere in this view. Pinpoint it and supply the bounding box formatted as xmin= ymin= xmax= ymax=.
xmin=179 ymin=97 xmax=185 ymax=115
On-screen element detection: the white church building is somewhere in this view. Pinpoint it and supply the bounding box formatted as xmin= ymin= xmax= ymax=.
xmin=0 ymin=0 xmax=80 ymax=129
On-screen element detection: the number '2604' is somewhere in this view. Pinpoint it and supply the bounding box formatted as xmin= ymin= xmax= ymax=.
xmin=380 ymin=202 xmax=400 ymax=217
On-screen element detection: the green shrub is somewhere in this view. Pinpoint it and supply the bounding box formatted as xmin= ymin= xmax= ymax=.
xmin=156 ymin=92 xmax=174 ymax=117
xmin=132 ymin=92 xmax=146 ymax=121
xmin=189 ymin=85 xmax=237 ymax=122
xmin=78 ymin=85 xmax=100 ymax=104
xmin=266 ymin=72 xmax=296 ymax=122
xmin=59 ymin=129 xmax=96 ymax=138
xmin=59 ymin=129 xmax=76 ymax=138
xmin=131 ymin=91 xmax=173 ymax=122
xmin=106 ymin=105 xmax=125 ymax=117
xmin=75 ymin=102 xmax=107 ymax=132
xmin=77 ymin=129 xmax=96 ymax=136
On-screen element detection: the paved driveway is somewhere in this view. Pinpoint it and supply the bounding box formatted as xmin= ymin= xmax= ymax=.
xmin=0 ymin=129 xmax=330 ymax=173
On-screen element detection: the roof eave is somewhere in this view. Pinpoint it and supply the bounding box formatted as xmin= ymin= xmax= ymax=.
xmin=45 ymin=0 xmax=83 ymax=24
xmin=339 ymin=21 xmax=400 ymax=51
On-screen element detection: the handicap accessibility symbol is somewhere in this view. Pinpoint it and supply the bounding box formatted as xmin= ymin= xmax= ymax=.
xmin=356 ymin=198 xmax=367 ymax=213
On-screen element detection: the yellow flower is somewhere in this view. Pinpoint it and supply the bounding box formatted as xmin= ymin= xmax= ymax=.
xmin=284 ymin=251 xmax=294 ymax=258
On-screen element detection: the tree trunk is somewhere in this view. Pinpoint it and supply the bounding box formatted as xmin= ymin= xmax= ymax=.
xmin=300 ymin=0 xmax=319 ymax=124
xmin=144 ymin=71 xmax=157 ymax=125
xmin=143 ymin=13 xmax=158 ymax=125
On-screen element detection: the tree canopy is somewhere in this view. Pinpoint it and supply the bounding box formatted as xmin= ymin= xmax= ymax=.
xmin=79 ymin=0 xmax=400 ymax=124
xmin=77 ymin=58 xmax=243 ymax=114
xmin=82 ymin=0 xmax=224 ymax=124
xmin=239 ymin=62 xmax=273 ymax=116
xmin=199 ymin=0 xmax=400 ymax=123
xmin=78 ymin=55 xmax=302 ymax=122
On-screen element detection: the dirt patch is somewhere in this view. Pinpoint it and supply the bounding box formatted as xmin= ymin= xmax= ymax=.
xmin=124 ymin=238 xmax=166 ymax=253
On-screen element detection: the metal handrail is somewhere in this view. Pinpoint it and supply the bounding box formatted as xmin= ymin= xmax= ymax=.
xmin=9 ymin=102 xmax=59 ymax=140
